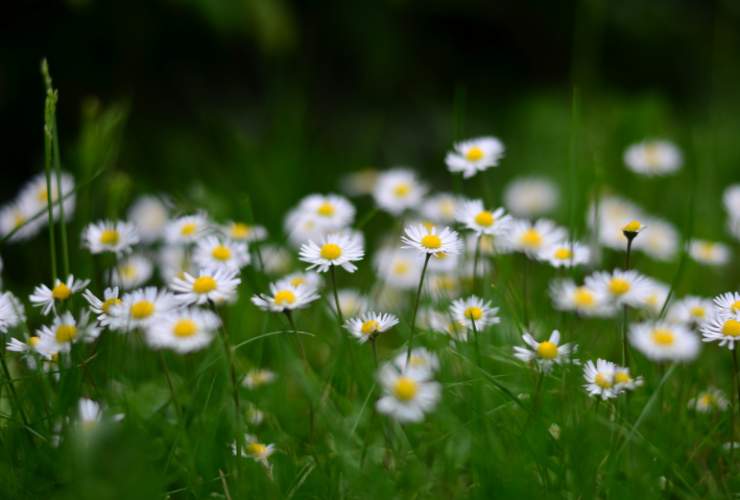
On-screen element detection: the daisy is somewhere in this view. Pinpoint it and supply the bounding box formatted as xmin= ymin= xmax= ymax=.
xmin=243 ymin=435 xmax=276 ymax=467
xmin=78 ymin=398 xmax=102 ymax=428
xmin=503 ymin=177 xmax=559 ymax=218
xmin=420 ymin=193 xmax=461 ymax=224
xmin=450 ymin=295 xmax=499 ymax=330
xmin=392 ymin=347 xmax=439 ymax=378
xmin=18 ymin=171 xmax=76 ymax=222
xmin=688 ymin=239 xmax=730 ymax=266
xmin=111 ymin=253 xmax=154 ymax=290
xmin=164 ymin=213 xmax=210 ymax=245
xmin=428 ymin=309 xmax=469 ymax=341
xmin=171 ymin=268 xmax=240 ymax=306
xmin=724 ymin=184 xmax=740 ymax=220
xmin=549 ymin=279 xmax=614 ymax=317
xmin=299 ymin=231 xmax=364 ymax=273
xmin=424 ymin=273 xmax=461 ymax=300
xmin=613 ymin=366 xmax=643 ymax=392
xmin=401 ymin=224 xmax=461 ymax=256
xmin=513 ymin=330 xmax=576 ymax=372
xmin=35 ymin=311 xmax=101 ymax=359
xmin=636 ymin=278 xmax=670 ymax=316
xmin=221 ymin=221 xmax=267 ymax=243
xmin=713 ymin=292 xmax=740 ymax=317
xmin=127 ymin=195 xmax=170 ymax=243
xmin=539 ymin=240 xmax=590 ymax=268
xmin=0 ymin=291 xmax=26 ymax=333
xmin=456 ymin=199 xmax=511 ymax=237
xmin=589 ymin=195 xmax=644 ymax=251
xmin=193 ymin=236 xmax=250 ymax=271
xmin=82 ymin=287 xmax=121 ymax=327
xmin=30 ymin=275 xmax=90 ymax=315
xmin=107 ymin=287 xmax=177 ymax=332
xmin=283 ymin=271 xmax=322 ymax=290
xmin=667 ymin=296 xmax=715 ymax=327
xmin=624 ymin=140 xmax=682 ymax=176
xmin=328 ymin=289 xmax=368 ymax=318
xmin=445 ymin=136 xmax=504 ymax=178
xmin=0 ymin=197 xmax=44 ymax=242
xmin=633 ymin=217 xmax=679 ymax=262
xmin=583 ymin=359 xmax=619 ymax=400
xmin=629 ymin=321 xmax=700 ymax=361
xmin=297 ymin=193 xmax=355 ymax=231
xmin=340 ymin=168 xmax=379 ymax=196
xmin=507 ymin=219 xmax=567 ymax=258
xmin=251 ymin=279 xmax=319 ymax=313
xmin=688 ymin=387 xmax=729 ymax=413
xmin=6 ymin=336 xmax=40 ymax=369
xmin=701 ymin=315 xmax=740 ymax=350
xmin=242 ymin=369 xmax=277 ymax=389
xmin=345 ymin=312 xmax=399 ymax=343
xmin=427 ymin=248 xmax=461 ymax=275
xmin=585 ymin=269 xmax=650 ymax=308
xmin=284 ymin=209 xmax=325 ymax=248
xmin=373 ymin=168 xmax=427 ymax=215
xmin=374 ymin=247 xmax=422 ymax=290
xmin=259 ymin=244 xmax=293 ymax=275
xmin=145 ymin=307 xmax=220 ymax=353
xmin=376 ymin=362 xmax=441 ymax=423
xmin=465 ymin=232 xmax=512 ymax=257
xmin=82 ymin=220 xmax=139 ymax=255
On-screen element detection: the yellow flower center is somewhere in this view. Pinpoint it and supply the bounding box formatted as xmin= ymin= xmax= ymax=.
xmin=211 ymin=245 xmax=232 ymax=261
xmin=465 ymin=146 xmax=484 ymax=161
xmin=13 ymin=213 xmax=26 ymax=228
xmin=697 ymin=243 xmax=715 ymax=259
xmin=520 ymin=229 xmax=542 ymax=248
xmin=55 ymin=324 xmax=77 ymax=343
xmin=622 ymin=220 xmax=642 ymax=233
xmin=120 ymin=263 xmax=137 ymax=280
xmin=393 ymin=377 xmax=418 ymax=401
xmin=102 ymin=297 xmax=122 ymax=313
xmin=230 ymin=223 xmax=251 ymax=239
xmin=689 ymin=306 xmax=705 ymax=318
xmin=440 ymin=200 xmax=456 ymax=218
xmin=247 ymin=442 xmax=268 ymax=457
xmin=731 ymin=300 xmax=740 ymax=313
xmin=130 ymin=300 xmax=155 ymax=319
xmin=173 ymin=319 xmax=198 ymax=338
xmin=392 ymin=261 xmax=410 ymax=276
xmin=652 ymin=328 xmax=675 ymax=346
xmin=52 ymin=283 xmax=72 ymax=301
xmin=99 ymin=229 xmax=120 ymax=246
xmin=180 ymin=222 xmax=197 ymax=236
xmin=554 ymin=247 xmax=572 ymax=260
xmin=536 ymin=341 xmax=558 ymax=359
xmin=193 ymin=276 xmax=217 ymax=294
xmin=574 ymin=287 xmax=595 ymax=307
xmin=361 ymin=319 xmax=380 ymax=335
xmin=643 ymin=144 xmax=660 ymax=166
xmin=409 ymin=355 xmax=426 ymax=367
xmin=433 ymin=251 xmax=448 ymax=261
xmin=722 ymin=319 xmax=740 ymax=337
xmin=614 ymin=371 xmax=631 ymax=384
xmin=320 ymin=243 xmax=342 ymax=260
xmin=316 ymin=202 xmax=335 ymax=217
xmin=29 ymin=336 xmax=40 ymax=348
xmin=36 ymin=186 xmax=49 ymax=203
xmin=420 ymin=234 xmax=442 ymax=250
xmin=290 ymin=277 xmax=305 ymax=287
xmin=474 ymin=210 xmax=494 ymax=227
xmin=608 ymin=278 xmax=631 ymax=296
xmin=274 ymin=290 xmax=296 ymax=305
xmin=393 ymin=183 xmax=411 ymax=198
xmin=464 ymin=306 xmax=483 ymax=321
xmin=594 ymin=373 xmax=612 ymax=389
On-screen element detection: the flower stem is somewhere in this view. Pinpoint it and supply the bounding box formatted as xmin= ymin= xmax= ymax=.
xmin=329 ymin=265 xmax=344 ymax=326
xmin=0 ymin=349 xmax=31 ymax=433
xmin=42 ymin=89 xmax=58 ymax=283
xmin=472 ymin=235 xmax=482 ymax=294
xmin=732 ymin=348 xmax=739 ymax=472
xmin=471 ymin=319 xmax=481 ymax=366
xmin=370 ymin=337 xmax=378 ymax=369
xmin=406 ymin=254 xmax=431 ymax=364
xmin=158 ymin=351 xmax=182 ymax=420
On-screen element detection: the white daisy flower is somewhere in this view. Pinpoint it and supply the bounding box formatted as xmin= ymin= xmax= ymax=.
xmin=170 ymin=268 xmax=240 ymax=306
xmin=284 ymin=209 xmax=325 ymax=248
xmin=18 ymin=171 xmax=76 ymax=222
xmin=688 ymin=239 xmax=730 ymax=266
xmin=636 ymin=278 xmax=670 ymax=316
xmin=456 ymin=199 xmax=511 ymax=237
xmin=539 ymin=240 xmax=590 ymax=268
xmin=688 ymin=387 xmax=729 ymax=413
xmin=297 ymin=193 xmax=355 ymax=231
xmin=6 ymin=336 xmax=40 ymax=369
xmin=450 ymin=295 xmax=499 ymax=330
xmin=345 ymin=312 xmax=399 ymax=343
xmin=465 ymin=233 xmax=512 ymax=257
xmin=242 ymin=369 xmax=277 ymax=389
xmin=420 ymin=193 xmax=462 ymax=224
xmin=157 ymin=245 xmax=196 ymax=284
xmin=78 ymin=398 xmax=102 ymax=428
xmin=221 ymin=221 xmax=267 ymax=243
xmin=624 ymin=140 xmax=682 ymax=176
xmin=29 ymin=275 xmax=90 ymax=316
xmin=507 ymin=219 xmax=567 ymax=258
xmin=629 ymin=321 xmax=700 ymax=361
xmin=587 ymin=195 xmax=644 ymax=250
xmin=243 ymin=435 xmax=276 ymax=467
xmin=111 ymin=253 xmax=154 ymax=290
xmin=583 ymin=359 xmax=619 ymax=400
xmin=373 ymin=168 xmax=427 ymax=215
xmin=251 ymin=279 xmax=319 ymax=313
xmin=282 ymin=271 xmax=322 ymax=290
xmin=193 ymin=236 xmax=250 ymax=272
xmin=700 ymin=315 xmax=740 ymax=350
xmin=428 ymin=309 xmax=468 ymax=341
xmin=667 ymin=296 xmax=716 ymax=327
xmin=82 ymin=220 xmax=139 ymax=256
xmin=585 ymin=269 xmax=650 ymax=308
xmin=299 ymin=231 xmax=364 ymax=273
xmin=376 ymin=362 xmax=441 ymax=423
xmin=164 ymin=213 xmax=210 ymax=245
xmin=613 ymin=366 xmax=643 ymax=392
xmin=127 ymin=195 xmax=170 ymax=243
xmin=145 ymin=307 xmax=220 ymax=353
xmin=724 ymin=184 xmax=740 ymax=220
xmin=35 ymin=311 xmax=101 ymax=359
xmin=107 ymin=287 xmax=177 ymax=332
xmin=392 ymin=347 xmax=439 ymax=379
xmin=445 ymin=136 xmax=505 ymax=179
xmin=549 ymin=279 xmax=614 ymax=317
xmin=374 ymin=246 xmax=422 ymax=290
xmin=633 ymin=217 xmax=679 ymax=261
xmin=503 ymin=177 xmax=559 ymax=218
xmin=0 ymin=196 xmax=45 ymax=242
xmin=513 ymin=330 xmax=576 ymax=372
xmin=328 ymin=289 xmax=368 ymax=318
xmin=401 ymin=224 xmax=461 ymax=256
xmin=82 ymin=287 xmax=122 ymax=327
xmin=340 ymin=169 xmax=379 ymax=197
xmin=424 ymin=273 xmax=461 ymax=301
xmin=0 ymin=291 xmax=26 ymax=333
xmin=713 ymin=291 xmax=740 ymax=317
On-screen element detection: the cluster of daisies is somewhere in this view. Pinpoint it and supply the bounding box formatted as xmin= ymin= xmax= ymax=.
xmin=0 ymin=133 xmax=738 ymax=468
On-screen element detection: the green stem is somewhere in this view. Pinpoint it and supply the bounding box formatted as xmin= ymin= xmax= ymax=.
xmin=158 ymin=351 xmax=182 ymax=420
xmin=0 ymin=350 xmax=31 ymax=432
xmin=42 ymin=104 xmax=58 ymax=283
xmin=53 ymin=122 xmax=70 ymax=278
xmin=329 ymin=265 xmax=344 ymax=326
xmin=472 ymin=235 xmax=482 ymax=294
xmin=732 ymin=349 xmax=739 ymax=472
xmin=406 ymin=254 xmax=431 ymax=364
xmin=471 ymin=319 xmax=481 ymax=366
